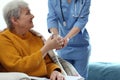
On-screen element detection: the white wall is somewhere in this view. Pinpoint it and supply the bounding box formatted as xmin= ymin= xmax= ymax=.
xmin=0 ymin=0 xmax=120 ymax=62
xmin=87 ymin=0 xmax=120 ymax=62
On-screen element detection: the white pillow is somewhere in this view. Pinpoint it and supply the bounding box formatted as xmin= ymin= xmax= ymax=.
xmin=0 ymin=72 xmax=30 ymax=80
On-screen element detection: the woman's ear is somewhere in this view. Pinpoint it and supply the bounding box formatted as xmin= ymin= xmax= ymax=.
xmin=11 ymin=17 xmax=18 ymax=25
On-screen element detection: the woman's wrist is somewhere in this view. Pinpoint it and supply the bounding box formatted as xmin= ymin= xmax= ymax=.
xmin=64 ymin=36 xmax=70 ymax=42
xmin=51 ymin=34 xmax=58 ymax=39
xmin=51 ymin=32 xmax=59 ymax=39
xmin=66 ymin=37 xmax=70 ymax=42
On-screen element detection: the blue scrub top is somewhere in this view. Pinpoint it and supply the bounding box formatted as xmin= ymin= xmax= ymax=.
xmin=47 ymin=0 xmax=91 ymax=60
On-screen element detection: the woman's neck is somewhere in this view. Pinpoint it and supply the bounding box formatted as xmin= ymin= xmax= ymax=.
xmin=10 ymin=28 xmax=27 ymax=38
xmin=67 ymin=0 xmax=71 ymax=3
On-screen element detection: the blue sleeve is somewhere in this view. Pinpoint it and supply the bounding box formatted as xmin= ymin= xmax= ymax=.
xmin=47 ymin=0 xmax=58 ymax=33
xmin=74 ymin=0 xmax=91 ymax=33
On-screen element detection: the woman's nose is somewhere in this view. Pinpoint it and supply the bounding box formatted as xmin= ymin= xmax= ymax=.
xmin=31 ymin=14 xmax=34 ymax=18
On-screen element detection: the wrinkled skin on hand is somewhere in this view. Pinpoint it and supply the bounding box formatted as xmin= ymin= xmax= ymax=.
xmin=50 ymin=71 xmax=65 ymax=80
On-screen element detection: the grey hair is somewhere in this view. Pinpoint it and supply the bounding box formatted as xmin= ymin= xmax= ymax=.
xmin=3 ymin=0 xmax=28 ymax=29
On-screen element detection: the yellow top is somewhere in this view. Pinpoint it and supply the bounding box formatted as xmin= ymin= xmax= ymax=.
xmin=0 ymin=29 xmax=60 ymax=77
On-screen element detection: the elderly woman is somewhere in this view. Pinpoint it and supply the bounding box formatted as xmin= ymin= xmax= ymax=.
xmin=0 ymin=0 xmax=65 ymax=80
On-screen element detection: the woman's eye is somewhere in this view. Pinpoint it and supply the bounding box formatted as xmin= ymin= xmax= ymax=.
xmin=26 ymin=12 xmax=30 ymax=15
xmin=26 ymin=11 xmax=30 ymax=15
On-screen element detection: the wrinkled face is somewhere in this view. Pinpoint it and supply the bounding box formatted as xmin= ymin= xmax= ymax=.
xmin=16 ymin=7 xmax=34 ymax=33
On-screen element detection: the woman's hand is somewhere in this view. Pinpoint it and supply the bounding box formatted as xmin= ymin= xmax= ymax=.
xmin=45 ymin=34 xmax=64 ymax=50
xmin=63 ymin=37 xmax=69 ymax=47
xmin=51 ymin=34 xmax=69 ymax=48
xmin=40 ymin=34 xmax=64 ymax=57
xmin=50 ymin=71 xmax=65 ymax=80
